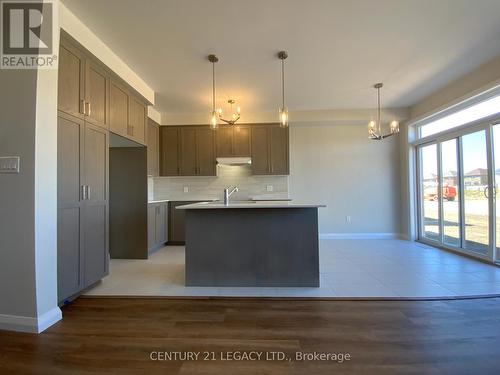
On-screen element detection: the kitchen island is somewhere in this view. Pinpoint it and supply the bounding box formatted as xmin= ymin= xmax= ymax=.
xmin=177 ymin=201 xmax=326 ymax=287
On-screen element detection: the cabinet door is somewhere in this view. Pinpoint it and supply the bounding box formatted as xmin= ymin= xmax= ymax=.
xmin=169 ymin=202 xmax=187 ymax=243
xmin=160 ymin=127 xmax=180 ymax=176
xmin=196 ymin=127 xmax=216 ymax=176
xmin=147 ymin=119 xmax=159 ymax=176
xmin=180 ymin=127 xmax=197 ymax=175
xmin=233 ymin=126 xmax=251 ymax=156
xmin=57 ymin=112 xmax=84 ymax=302
xmin=83 ymin=123 xmax=109 ymax=287
xmin=155 ymin=204 xmax=167 ymax=244
xmin=270 ymin=126 xmax=289 ymax=175
xmin=216 ymin=126 xmax=233 ymax=157
xmin=109 ymin=80 xmax=129 ymax=136
xmin=129 ymin=96 xmax=146 ymax=144
xmin=251 ymin=126 xmax=270 ymax=175
xmin=147 ymin=204 xmax=157 ymax=250
xmin=85 ymin=60 xmax=108 ymax=128
xmin=58 ymin=43 xmax=85 ymax=118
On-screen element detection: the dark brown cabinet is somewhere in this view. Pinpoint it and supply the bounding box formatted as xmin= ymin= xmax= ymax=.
xmin=147 ymin=118 xmax=159 ymax=176
xmin=160 ymin=126 xmax=216 ymax=176
xmin=58 ymin=42 xmax=85 ymax=119
xmin=251 ymin=124 xmax=289 ymax=175
xmin=85 ymin=60 xmax=108 ymax=128
xmin=193 ymin=127 xmax=216 ymax=176
xmin=57 ymin=111 xmax=109 ymax=303
xmin=128 ymin=96 xmax=147 ymax=144
xmin=216 ymin=125 xmax=251 ymax=157
xmin=160 ymin=126 xmax=181 ymax=176
xmin=109 ymin=80 xmax=129 ymax=136
xmin=148 ymin=202 xmax=168 ymax=252
xmin=168 ymin=201 xmax=203 ymax=244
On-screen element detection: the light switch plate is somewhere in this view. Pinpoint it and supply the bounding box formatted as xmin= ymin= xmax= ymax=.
xmin=266 ymin=185 xmax=274 ymax=192
xmin=0 ymin=156 xmax=20 ymax=174
xmin=183 ymin=186 xmax=189 ymax=193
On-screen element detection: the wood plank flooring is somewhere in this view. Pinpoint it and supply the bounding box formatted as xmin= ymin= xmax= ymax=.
xmin=1 ymin=297 xmax=500 ymax=374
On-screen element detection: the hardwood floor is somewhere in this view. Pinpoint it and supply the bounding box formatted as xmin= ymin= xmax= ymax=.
xmin=1 ymin=297 xmax=500 ymax=374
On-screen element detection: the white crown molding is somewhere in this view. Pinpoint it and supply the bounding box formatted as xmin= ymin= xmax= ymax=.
xmin=0 ymin=307 xmax=62 ymax=333
xmin=148 ymin=107 xmax=162 ymax=124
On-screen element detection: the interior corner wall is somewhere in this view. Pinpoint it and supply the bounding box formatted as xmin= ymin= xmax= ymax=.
xmin=289 ymin=123 xmax=401 ymax=238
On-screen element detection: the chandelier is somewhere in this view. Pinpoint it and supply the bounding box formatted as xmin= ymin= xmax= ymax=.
xmin=218 ymin=99 xmax=241 ymax=125
xmin=368 ymin=83 xmax=399 ymax=140
xmin=208 ymin=54 xmax=242 ymax=129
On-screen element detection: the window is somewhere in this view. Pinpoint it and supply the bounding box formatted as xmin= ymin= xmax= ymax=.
xmin=418 ymin=92 xmax=500 ymax=138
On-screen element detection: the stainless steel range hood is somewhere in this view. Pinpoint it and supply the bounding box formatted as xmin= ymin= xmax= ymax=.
xmin=216 ymin=157 xmax=252 ymax=166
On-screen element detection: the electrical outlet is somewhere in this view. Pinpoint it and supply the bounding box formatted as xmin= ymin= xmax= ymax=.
xmin=183 ymin=186 xmax=189 ymax=193
xmin=346 ymin=216 xmax=351 ymax=223
xmin=0 ymin=156 xmax=20 ymax=174
xmin=266 ymin=185 xmax=274 ymax=192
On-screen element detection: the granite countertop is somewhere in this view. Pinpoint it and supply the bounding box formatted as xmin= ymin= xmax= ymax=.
xmin=176 ymin=201 xmax=326 ymax=209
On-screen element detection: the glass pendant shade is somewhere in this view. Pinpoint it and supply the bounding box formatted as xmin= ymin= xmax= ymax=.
xmin=279 ymin=107 xmax=289 ymax=128
xmin=390 ymin=120 xmax=399 ymax=134
xmin=210 ymin=110 xmax=218 ymax=130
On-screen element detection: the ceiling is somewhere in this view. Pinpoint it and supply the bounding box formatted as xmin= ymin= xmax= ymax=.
xmin=61 ymin=0 xmax=500 ymax=117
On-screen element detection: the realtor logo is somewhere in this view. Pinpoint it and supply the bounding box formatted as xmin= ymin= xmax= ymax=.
xmin=1 ymin=0 xmax=58 ymax=69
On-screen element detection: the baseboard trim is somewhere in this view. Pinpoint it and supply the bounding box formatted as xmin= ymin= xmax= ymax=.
xmin=319 ymin=233 xmax=402 ymax=240
xmin=0 ymin=307 xmax=62 ymax=333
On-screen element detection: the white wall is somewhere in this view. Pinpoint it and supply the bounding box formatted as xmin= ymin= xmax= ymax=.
xmin=289 ymin=123 xmax=402 ymax=237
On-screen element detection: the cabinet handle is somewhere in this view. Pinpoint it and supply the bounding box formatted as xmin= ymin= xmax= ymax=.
xmin=87 ymin=185 xmax=91 ymax=201
xmin=81 ymin=100 xmax=86 ymax=115
xmin=87 ymin=101 xmax=91 ymax=117
xmin=81 ymin=185 xmax=86 ymax=200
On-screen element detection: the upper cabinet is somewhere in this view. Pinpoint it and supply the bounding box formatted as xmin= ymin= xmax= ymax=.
xmin=58 ymin=34 xmax=148 ymax=145
xmin=84 ymin=60 xmax=108 ymax=128
xmin=160 ymin=124 xmax=288 ymax=177
xmin=160 ymin=127 xmax=181 ymax=176
xmin=216 ymin=125 xmax=251 ymax=157
xmin=160 ymin=126 xmax=216 ymax=177
xmin=128 ymin=96 xmax=147 ymax=144
xmin=109 ymin=80 xmax=129 ymax=136
xmin=58 ymin=42 xmax=85 ymax=119
xmin=147 ymin=119 xmax=160 ymax=177
xmin=251 ymin=124 xmax=289 ymax=175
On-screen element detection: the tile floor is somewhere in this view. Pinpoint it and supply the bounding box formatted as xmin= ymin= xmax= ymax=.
xmin=84 ymin=239 xmax=500 ymax=298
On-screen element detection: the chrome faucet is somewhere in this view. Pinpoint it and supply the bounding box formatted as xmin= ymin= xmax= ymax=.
xmin=223 ymin=186 xmax=239 ymax=205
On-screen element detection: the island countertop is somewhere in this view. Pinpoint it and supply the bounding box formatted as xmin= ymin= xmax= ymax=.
xmin=176 ymin=201 xmax=326 ymax=209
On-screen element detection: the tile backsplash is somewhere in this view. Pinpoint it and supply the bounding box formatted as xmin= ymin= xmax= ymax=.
xmin=151 ymin=165 xmax=289 ymax=201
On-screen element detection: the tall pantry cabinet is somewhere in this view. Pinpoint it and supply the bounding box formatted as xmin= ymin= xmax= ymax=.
xmin=57 ymin=34 xmax=109 ymax=303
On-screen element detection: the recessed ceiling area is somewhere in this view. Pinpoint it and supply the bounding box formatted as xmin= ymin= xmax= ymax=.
xmin=61 ymin=0 xmax=500 ymax=116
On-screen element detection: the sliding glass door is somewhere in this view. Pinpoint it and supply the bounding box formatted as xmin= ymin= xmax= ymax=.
xmin=462 ymin=130 xmax=489 ymax=254
xmin=417 ymin=125 xmax=496 ymax=262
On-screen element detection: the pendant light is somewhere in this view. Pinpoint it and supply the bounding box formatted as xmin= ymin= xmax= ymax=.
xmin=208 ymin=54 xmax=219 ymax=130
xmin=368 ymin=83 xmax=399 ymax=140
xmin=278 ymin=50 xmax=289 ymax=128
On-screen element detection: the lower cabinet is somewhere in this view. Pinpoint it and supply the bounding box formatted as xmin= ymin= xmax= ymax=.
xmin=57 ymin=111 xmax=109 ymax=303
xmin=148 ymin=202 xmax=168 ymax=252
xmin=168 ymin=201 xmax=205 ymax=244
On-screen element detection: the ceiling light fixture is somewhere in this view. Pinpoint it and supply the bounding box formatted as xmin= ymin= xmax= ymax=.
xmin=278 ymin=50 xmax=289 ymax=128
xmin=218 ymin=99 xmax=241 ymax=125
xmin=368 ymin=83 xmax=399 ymax=140
xmin=208 ymin=54 xmax=219 ymax=130
xmin=208 ymin=54 xmax=242 ymax=128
